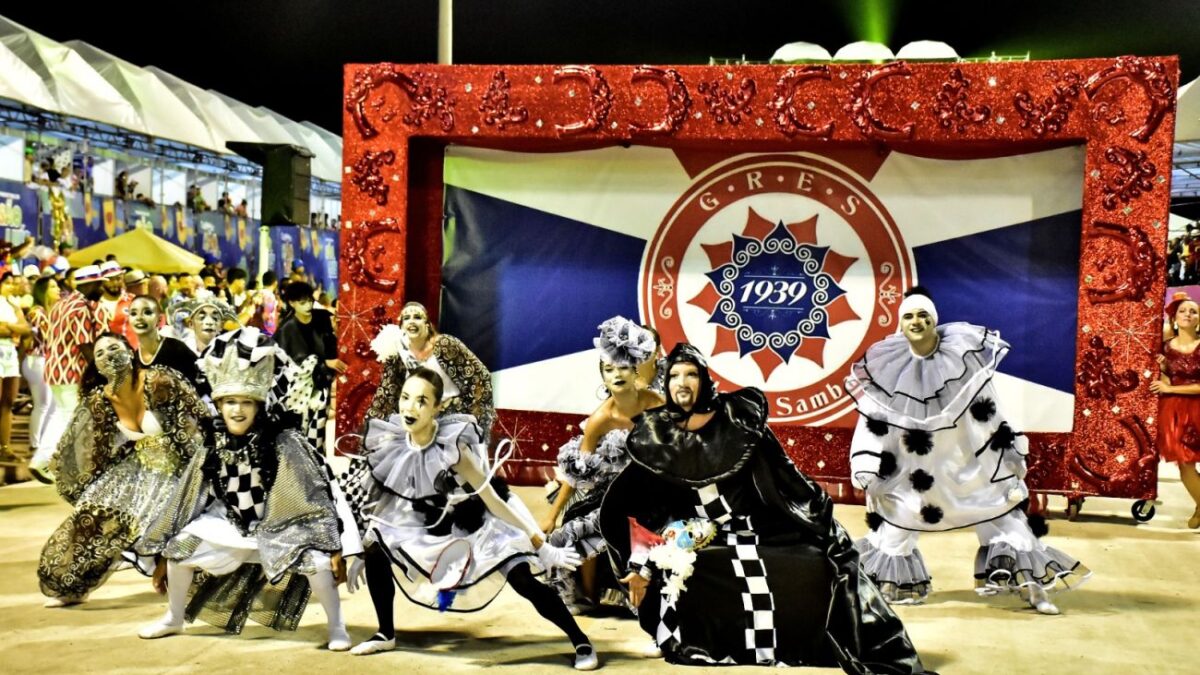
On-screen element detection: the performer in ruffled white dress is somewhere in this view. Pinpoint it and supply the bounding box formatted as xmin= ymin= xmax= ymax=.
xmin=542 ymin=316 xmax=663 ymax=613
xmin=846 ymin=287 xmax=1091 ymax=614
xmin=347 ymin=367 xmax=598 ymax=670
xmin=136 ymin=328 xmax=360 ymax=650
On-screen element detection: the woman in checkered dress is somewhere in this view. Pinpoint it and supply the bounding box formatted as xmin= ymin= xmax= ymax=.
xmin=135 ymin=331 xmax=360 ymax=650
xmin=600 ymin=344 xmax=929 ymax=673
xmin=37 ymin=333 xmax=209 ymax=606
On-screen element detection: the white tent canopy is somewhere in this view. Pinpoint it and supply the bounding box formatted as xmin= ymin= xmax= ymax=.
xmin=1177 ymin=77 xmax=1199 ymax=143
xmin=0 ymin=39 xmax=58 ymax=112
xmin=67 ymin=40 xmax=220 ymax=152
xmin=144 ymin=66 xmax=264 ymax=151
xmin=0 ymin=14 xmax=342 ymax=184
xmin=212 ymin=92 xmax=298 ymax=145
xmin=0 ymin=16 xmax=144 ymax=132
xmin=302 ymin=122 xmax=344 ymax=166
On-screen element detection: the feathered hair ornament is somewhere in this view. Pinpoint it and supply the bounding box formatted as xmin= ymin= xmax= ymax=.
xmin=593 ymin=316 xmax=655 ymax=367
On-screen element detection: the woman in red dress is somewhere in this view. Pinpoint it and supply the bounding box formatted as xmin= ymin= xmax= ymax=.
xmin=1153 ymin=293 xmax=1200 ymax=528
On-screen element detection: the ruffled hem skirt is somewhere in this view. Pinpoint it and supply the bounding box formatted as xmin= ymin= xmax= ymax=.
xmin=856 ymin=537 xmax=932 ymax=603
xmin=974 ymin=540 xmax=1092 ymax=595
xmin=366 ymin=495 xmax=540 ymax=612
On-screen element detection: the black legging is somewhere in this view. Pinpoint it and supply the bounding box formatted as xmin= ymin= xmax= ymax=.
xmin=364 ymin=545 xmax=589 ymax=647
xmin=506 ymin=562 xmax=590 ymax=647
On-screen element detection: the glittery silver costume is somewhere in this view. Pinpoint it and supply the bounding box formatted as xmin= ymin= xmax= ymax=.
xmin=37 ymin=367 xmax=208 ymax=600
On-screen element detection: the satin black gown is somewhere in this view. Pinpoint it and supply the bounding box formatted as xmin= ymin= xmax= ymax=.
xmin=600 ymin=388 xmax=929 ymax=673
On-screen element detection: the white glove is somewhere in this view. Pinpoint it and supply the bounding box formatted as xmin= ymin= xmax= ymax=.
xmin=346 ymin=556 xmax=367 ymax=594
xmin=536 ymin=543 xmax=581 ymax=572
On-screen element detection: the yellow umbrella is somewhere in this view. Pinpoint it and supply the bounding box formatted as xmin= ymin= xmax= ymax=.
xmin=67 ymin=227 xmax=205 ymax=274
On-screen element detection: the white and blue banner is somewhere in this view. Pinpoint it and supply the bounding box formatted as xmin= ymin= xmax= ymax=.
xmin=442 ymin=145 xmax=1084 ymax=432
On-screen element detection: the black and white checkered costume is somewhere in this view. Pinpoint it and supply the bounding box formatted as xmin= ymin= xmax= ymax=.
xmin=668 ymin=484 xmax=777 ymax=664
xmin=214 ymin=459 xmax=266 ymax=533
xmin=601 ymin=385 xmax=928 ymax=672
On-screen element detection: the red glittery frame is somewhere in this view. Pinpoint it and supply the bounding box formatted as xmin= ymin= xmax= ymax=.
xmin=339 ymin=58 xmax=1178 ymax=504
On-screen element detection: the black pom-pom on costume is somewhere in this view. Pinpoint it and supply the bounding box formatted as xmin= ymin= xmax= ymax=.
xmin=909 ymin=469 xmax=935 ymax=493
xmin=866 ymin=512 xmax=884 ymax=531
xmin=878 ymin=451 xmax=897 ymax=479
xmin=920 ymin=504 xmax=944 ymax=524
xmin=866 ymin=417 xmax=890 ymax=437
xmin=970 ymin=397 xmax=996 ymax=422
xmin=903 ymin=429 xmax=933 ymax=456
xmin=990 ymin=422 xmax=1016 ymax=451
xmin=1017 ymin=498 xmax=1050 ymax=537
xmin=450 ymin=477 xmax=512 ymax=533
xmin=1028 ymin=514 xmax=1049 ymax=537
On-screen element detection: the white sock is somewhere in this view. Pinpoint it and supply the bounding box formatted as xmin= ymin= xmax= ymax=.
xmin=307 ymin=570 xmax=349 ymax=647
xmin=164 ymin=562 xmax=194 ymax=626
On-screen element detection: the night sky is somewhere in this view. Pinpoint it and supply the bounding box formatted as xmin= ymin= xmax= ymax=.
xmin=3 ymin=0 xmax=1197 ymax=135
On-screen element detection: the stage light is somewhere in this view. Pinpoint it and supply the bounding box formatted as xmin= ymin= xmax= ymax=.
xmin=895 ymin=41 xmax=959 ymax=60
xmin=833 ymin=41 xmax=894 ymax=62
xmin=770 ymin=42 xmax=832 ymax=64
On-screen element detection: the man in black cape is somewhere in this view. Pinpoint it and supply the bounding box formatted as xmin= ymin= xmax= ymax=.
xmin=600 ymin=343 xmax=930 ymax=673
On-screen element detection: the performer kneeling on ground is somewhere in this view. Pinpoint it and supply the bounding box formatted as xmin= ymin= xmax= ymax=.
xmin=38 ymin=334 xmax=208 ymax=606
xmin=542 ymin=316 xmax=664 ymax=614
xmin=600 ymin=344 xmax=929 ymax=672
xmin=136 ymin=333 xmax=357 ymax=650
xmin=347 ymin=367 xmax=598 ymax=670
xmin=847 ymin=287 xmax=1091 ymax=615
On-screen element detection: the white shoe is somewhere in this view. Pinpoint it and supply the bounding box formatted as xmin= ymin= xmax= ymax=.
xmin=1028 ymin=586 xmax=1060 ymax=615
xmin=573 ymin=644 xmax=599 ymax=671
xmin=350 ymin=634 xmax=396 ymax=655
xmin=139 ymin=620 xmax=184 ymax=639
xmin=644 ymin=641 xmax=663 ymax=658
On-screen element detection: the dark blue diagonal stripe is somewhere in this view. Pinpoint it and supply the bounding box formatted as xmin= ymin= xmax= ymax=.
xmin=912 ymin=211 xmax=1082 ymax=393
xmin=441 ymin=186 xmax=644 ymax=371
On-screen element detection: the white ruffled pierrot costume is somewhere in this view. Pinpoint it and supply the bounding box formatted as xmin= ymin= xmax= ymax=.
xmin=362 ymin=413 xmax=543 ymax=611
xmin=846 ymin=321 xmax=1090 ymax=602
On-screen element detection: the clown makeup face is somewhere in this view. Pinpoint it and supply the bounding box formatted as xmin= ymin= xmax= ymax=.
xmin=901 ymin=308 xmax=938 ymax=355
xmin=669 ymin=362 xmax=702 ymax=412
xmin=398 ymin=375 xmax=439 ymax=444
xmin=1176 ymin=301 xmax=1200 ymax=334
xmin=94 ymin=336 xmax=133 ymax=382
xmin=400 ymin=305 xmax=431 ymax=346
xmin=220 ymin=396 xmax=259 ymax=436
xmin=191 ymin=306 xmax=222 ymax=346
xmin=128 ymin=297 xmax=161 ymax=337
xmin=601 ymin=361 xmax=637 ymax=396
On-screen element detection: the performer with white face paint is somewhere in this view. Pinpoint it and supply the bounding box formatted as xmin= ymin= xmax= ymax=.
xmin=37 ymin=333 xmax=208 ymax=606
xmin=599 ymin=344 xmax=928 ymax=671
xmin=542 ymin=316 xmax=664 ymax=614
xmin=346 ymin=367 xmax=598 ymax=670
xmin=847 ymin=286 xmax=1091 ymax=615
xmin=136 ymin=329 xmax=357 ymax=650
xmin=381 ymin=301 xmax=495 ymax=440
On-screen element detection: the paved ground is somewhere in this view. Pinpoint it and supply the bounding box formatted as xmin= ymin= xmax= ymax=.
xmin=1 ymin=413 xmax=1196 ymax=674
